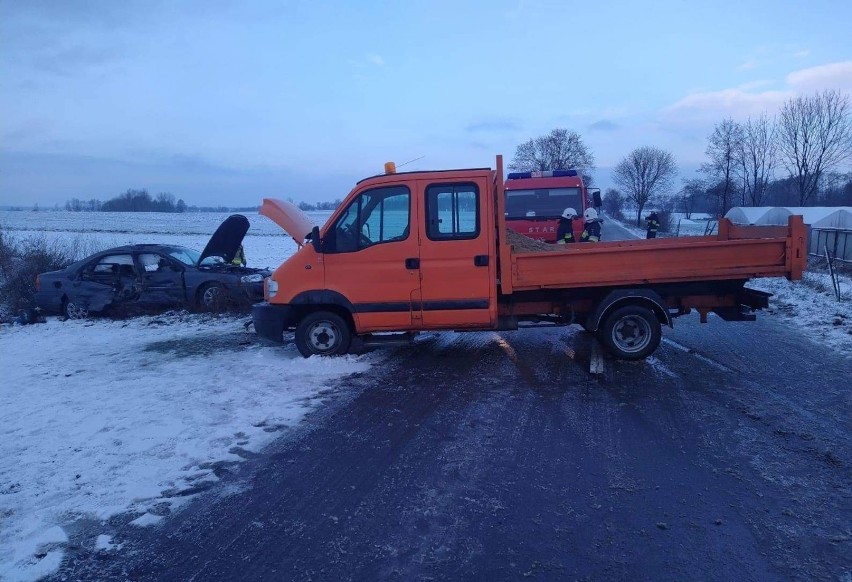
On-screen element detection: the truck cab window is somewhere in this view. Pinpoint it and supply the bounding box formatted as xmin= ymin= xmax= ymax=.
xmin=425 ymin=183 xmax=479 ymax=240
xmin=327 ymin=186 xmax=410 ymax=253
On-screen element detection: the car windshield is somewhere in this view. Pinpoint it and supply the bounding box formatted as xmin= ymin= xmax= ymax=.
xmin=165 ymin=246 xmax=201 ymax=266
xmin=505 ymin=187 xmax=583 ymax=219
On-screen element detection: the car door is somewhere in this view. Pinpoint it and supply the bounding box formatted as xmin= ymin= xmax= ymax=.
xmin=417 ymin=178 xmax=495 ymax=328
xmin=72 ymin=253 xmax=136 ymax=311
xmin=136 ymin=252 xmax=187 ymax=306
xmin=321 ymin=184 xmax=421 ymax=332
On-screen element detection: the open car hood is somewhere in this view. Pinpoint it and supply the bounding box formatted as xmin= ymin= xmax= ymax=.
xmin=199 ymin=214 xmax=250 ymax=264
xmin=259 ymin=198 xmax=315 ymax=245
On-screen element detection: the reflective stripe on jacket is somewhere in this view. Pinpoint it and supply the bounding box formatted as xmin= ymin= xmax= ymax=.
xmin=581 ymin=220 xmax=601 ymax=242
xmin=232 ymin=246 xmax=246 ymax=266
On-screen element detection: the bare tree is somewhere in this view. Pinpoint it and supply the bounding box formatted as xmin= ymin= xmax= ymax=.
xmin=778 ymin=90 xmax=852 ymax=206
xmin=509 ymin=128 xmax=595 ymax=181
xmin=677 ymin=178 xmax=706 ymax=218
xmin=612 ymin=146 xmax=677 ymax=226
xmin=701 ymin=118 xmax=743 ymax=215
xmin=736 ymin=115 xmax=777 ymax=207
xmin=601 ymin=188 xmax=625 ymax=220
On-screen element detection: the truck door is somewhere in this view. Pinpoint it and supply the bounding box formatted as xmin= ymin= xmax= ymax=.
xmin=418 ymin=178 xmax=495 ymax=328
xmin=322 ymin=185 xmax=421 ymax=332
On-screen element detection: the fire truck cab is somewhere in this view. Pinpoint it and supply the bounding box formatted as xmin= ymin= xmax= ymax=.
xmin=503 ymin=170 xmax=595 ymax=243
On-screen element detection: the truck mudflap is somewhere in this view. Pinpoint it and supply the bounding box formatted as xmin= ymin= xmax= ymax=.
xmin=252 ymin=302 xmax=294 ymax=343
xmin=708 ymin=288 xmax=772 ymax=322
xmin=738 ymin=287 xmax=772 ymax=310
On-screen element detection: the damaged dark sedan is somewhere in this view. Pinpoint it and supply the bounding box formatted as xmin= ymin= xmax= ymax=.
xmin=34 ymin=215 xmax=269 ymax=318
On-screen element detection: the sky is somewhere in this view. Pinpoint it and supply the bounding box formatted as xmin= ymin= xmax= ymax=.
xmin=1 ymin=0 xmax=851 ymax=207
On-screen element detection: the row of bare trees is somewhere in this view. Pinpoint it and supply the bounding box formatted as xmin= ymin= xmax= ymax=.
xmin=510 ymin=90 xmax=851 ymax=228
xmin=701 ymin=90 xmax=852 ymax=214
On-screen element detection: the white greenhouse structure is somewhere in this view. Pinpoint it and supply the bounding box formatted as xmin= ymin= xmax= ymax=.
xmin=725 ymin=206 xmax=852 ymax=262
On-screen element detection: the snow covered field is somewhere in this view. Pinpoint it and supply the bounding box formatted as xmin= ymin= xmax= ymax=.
xmin=0 ymin=313 xmax=373 ymax=581
xmin=1 ymin=210 xmax=849 ymax=581
xmin=1 ymin=209 xmax=334 ymax=271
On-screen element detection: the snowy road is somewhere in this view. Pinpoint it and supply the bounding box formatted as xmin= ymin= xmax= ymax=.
xmin=47 ymin=314 xmax=851 ymax=581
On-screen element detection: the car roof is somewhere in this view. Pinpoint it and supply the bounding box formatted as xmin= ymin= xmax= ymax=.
xmin=95 ymin=244 xmax=191 ymax=255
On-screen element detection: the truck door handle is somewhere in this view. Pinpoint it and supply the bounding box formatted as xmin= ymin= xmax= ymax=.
xmin=474 ymin=255 xmax=489 ymax=267
xmin=405 ymin=258 xmax=420 ymax=269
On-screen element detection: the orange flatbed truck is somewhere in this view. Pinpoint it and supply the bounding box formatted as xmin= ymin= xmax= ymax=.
xmin=253 ymin=155 xmax=806 ymax=360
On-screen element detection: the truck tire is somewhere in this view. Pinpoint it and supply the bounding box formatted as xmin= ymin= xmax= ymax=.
xmin=295 ymin=311 xmax=352 ymax=358
xmin=600 ymin=305 xmax=661 ymax=360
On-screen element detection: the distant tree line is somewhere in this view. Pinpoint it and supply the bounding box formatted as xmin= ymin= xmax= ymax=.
xmin=298 ymin=200 xmax=342 ymax=211
xmin=65 ymin=190 xmax=188 ymax=213
xmin=60 ymin=190 xmax=343 ymax=214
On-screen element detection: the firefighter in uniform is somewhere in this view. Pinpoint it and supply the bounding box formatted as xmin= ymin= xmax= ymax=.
xmin=645 ymin=211 xmax=660 ymax=239
xmin=556 ymin=207 xmax=578 ymax=244
xmin=580 ymin=208 xmax=603 ymax=242
xmin=232 ymin=245 xmax=247 ymax=267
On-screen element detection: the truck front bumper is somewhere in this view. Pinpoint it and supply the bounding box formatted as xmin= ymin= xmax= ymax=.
xmin=251 ymin=302 xmax=294 ymax=343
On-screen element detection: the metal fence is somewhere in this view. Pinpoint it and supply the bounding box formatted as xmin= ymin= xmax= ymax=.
xmin=809 ymin=228 xmax=852 ymax=263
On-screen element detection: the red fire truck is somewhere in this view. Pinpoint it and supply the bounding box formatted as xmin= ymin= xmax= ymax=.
xmin=503 ymin=170 xmax=599 ymax=243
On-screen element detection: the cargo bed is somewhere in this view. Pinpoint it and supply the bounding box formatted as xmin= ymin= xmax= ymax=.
xmin=500 ymin=216 xmax=807 ymax=293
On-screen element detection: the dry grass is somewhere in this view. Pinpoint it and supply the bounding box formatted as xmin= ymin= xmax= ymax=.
xmin=0 ymin=227 xmax=103 ymax=320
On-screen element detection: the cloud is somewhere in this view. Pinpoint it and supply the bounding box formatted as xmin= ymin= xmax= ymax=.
xmin=30 ymin=44 xmax=121 ymax=76
xmin=588 ymin=120 xmax=619 ymax=132
xmin=367 ymin=53 xmax=385 ymax=67
xmin=786 ymin=61 xmax=852 ymax=92
xmin=465 ymin=119 xmax=520 ymax=133
xmin=666 ymin=88 xmax=789 ymax=121
xmin=737 ymin=59 xmax=759 ymax=71
xmin=793 ymin=49 xmax=811 ymax=58
xmin=664 ymin=61 xmax=852 ymax=122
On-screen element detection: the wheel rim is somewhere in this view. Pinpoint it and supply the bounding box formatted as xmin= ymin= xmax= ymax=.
xmin=611 ymin=315 xmax=652 ymax=354
xmin=66 ymin=302 xmax=88 ymax=319
xmin=306 ymin=320 xmax=340 ymax=353
xmin=203 ymin=286 xmax=221 ymax=307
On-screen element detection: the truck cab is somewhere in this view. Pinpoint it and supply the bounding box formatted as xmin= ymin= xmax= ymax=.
xmin=503 ymin=170 xmax=589 ymax=243
xmin=254 ymin=166 xmax=501 ymax=356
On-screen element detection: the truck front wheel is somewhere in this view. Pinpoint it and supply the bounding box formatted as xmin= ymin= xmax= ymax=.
xmin=295 ymin=311 xmax=352 ymax=358
xmin=600 ymin=305 xmax=661 ymax=360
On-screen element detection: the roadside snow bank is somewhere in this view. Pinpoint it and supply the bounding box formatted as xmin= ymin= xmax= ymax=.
xmin=0 ymin=313 xmax=371 ymax=582
xmin=750 ymin=270 xmax=852 ymax=354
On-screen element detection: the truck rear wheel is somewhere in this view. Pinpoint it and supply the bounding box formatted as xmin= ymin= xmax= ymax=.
xmin=600 ymin=305 xmax=661 ymax=360
xmin=295 ymin=311 xmax=352 ymax=358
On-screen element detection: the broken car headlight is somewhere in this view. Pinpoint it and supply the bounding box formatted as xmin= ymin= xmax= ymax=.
xmin=240 ymin=274 xmax=264 ymax=284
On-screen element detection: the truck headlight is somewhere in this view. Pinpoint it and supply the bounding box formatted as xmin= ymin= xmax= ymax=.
xmin=241 ymin=274 xmax=264 ymax=284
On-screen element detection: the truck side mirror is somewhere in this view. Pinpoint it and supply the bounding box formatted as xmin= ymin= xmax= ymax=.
xmin=592 ymin=191 xmax=602 ymax=208
xmin=310 ymin=226 xmax=322 ymax=253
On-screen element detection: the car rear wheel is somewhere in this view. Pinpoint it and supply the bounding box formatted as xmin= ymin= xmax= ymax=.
xmin=197 ymin=282 xmax=225 ymax=311
xmin=63 ymin=299 xmax=88 ymax=320
xmin=295 ymin=311 xmax=352 ymax=358
xmin=599 ymin=305 xmax=661 ymax=360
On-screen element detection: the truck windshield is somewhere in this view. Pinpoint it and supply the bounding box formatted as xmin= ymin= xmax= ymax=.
xmin=505 ymin=187 xmax=582 ymax=219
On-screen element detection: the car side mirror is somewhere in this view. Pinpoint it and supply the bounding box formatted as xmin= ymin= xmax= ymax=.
xmin=310 ymin=225 xmax=322 ymax=253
